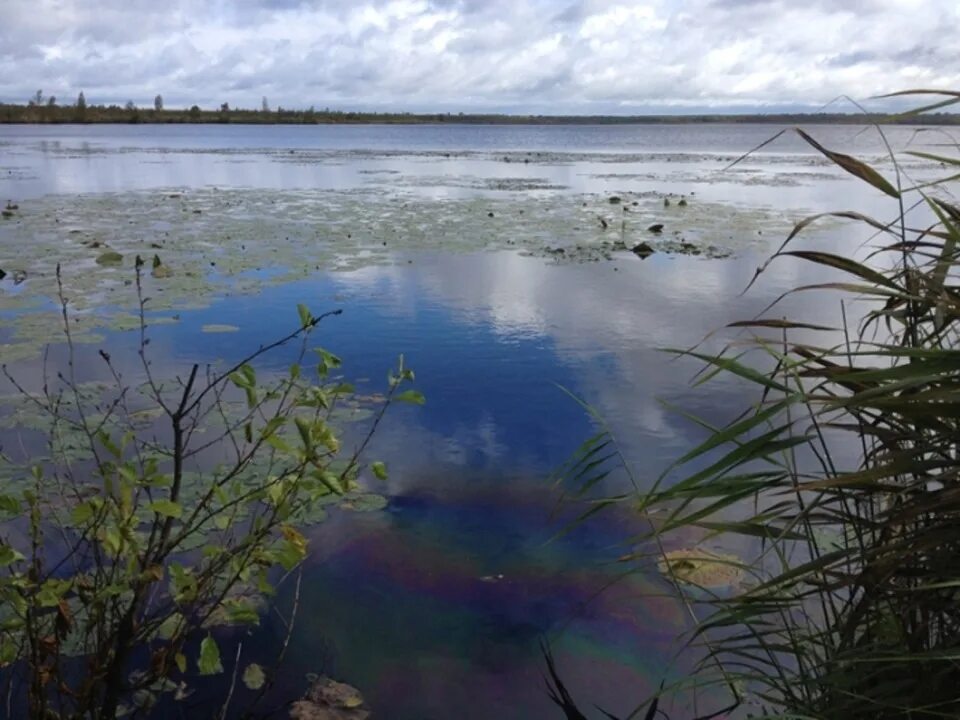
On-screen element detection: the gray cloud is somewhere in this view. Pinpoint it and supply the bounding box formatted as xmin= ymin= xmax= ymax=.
xmin=0 ymin=0 xmax=957 ymax=113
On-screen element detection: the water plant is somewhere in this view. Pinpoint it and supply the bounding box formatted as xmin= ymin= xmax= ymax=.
xmin=558 ymin=90 xmax=960 ymax=718
xmin=0 ymin=266 xmax=422 ymax=718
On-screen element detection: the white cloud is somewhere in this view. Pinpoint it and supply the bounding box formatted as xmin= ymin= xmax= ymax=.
xmin=0 ymin=0 xmax=957 ymax=112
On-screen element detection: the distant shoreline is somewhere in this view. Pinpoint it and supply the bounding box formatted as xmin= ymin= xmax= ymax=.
xmin=1 ymin=104 xmax=958 ymax=126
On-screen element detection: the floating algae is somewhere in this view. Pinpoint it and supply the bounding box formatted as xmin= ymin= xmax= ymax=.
xmin=201 ymin=323 xmax=240 ymax=333
xmin=383 ymin=174 xmax=569 ymax=192
xmin=95 ymin=250 xmax=123 ymax=266
xmin=107 ymin=312 xmax=179 ymax=332
xmin=0 ymin=187 xmax=805 ymax=361
xmin=341 ymin=493 xmax=389 ymax=512
xmin=658 ymin=548 xmax=744 ymax=589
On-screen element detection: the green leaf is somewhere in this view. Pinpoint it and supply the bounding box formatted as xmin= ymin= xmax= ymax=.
xmin=169 ymin=564 xmax=197 ymax=603
xmin=371 ymin=462 xmax=388 ymax=481
xmin=174 ymin=653 xmax=187 ymax=674
xmin=795 ymin=128 xmax=900 ymax=198
xmin=315 ymin=349 xmax=342 ymax=368
xmin=273 ymin=526 xmax=309 ymax=570
xmin=147 ymin=500 xmax=183 ymax=519
xmin=342 ymin=493 xmax=388 ymax=513
xmin=260 ymin=416 xmax=286 ymax=439
xmin=241 ymin=364 xmax=256 ymax=386
xmin=266 ymin=478 xmax=287 ymax=507
xmin=198 ymin=635 xmax=223 ymax=675
xmin=781 ymin=250 xmax=901 ymax=290
xmin=878 ymin=88 xmax=960 ymax=114
xmin=242 ymin=663 xmax=266 ymax=690
xmin=0 ymin=638 xmax=18 ymax=666
xmin=314 ymin=470 xmax=344 ymax=496
xmin=294 ymin=417 xmax=314 ymax=452
xmin=673 ymin=396 xmax=800 ymax=467
xmin=692 ymin=521 xmax=806 ymax=542
xmin=118 ymin=464 xmax=139 ymax=485
xmin=229 ymin=363 xmax=257 ymax=390
xmin=37 ymin=578 xmax=70 ymax=607
xmin=297 ymin=304 xmax=312 ymax=328
xmin=265 ymin=434 xmax=292 ymax=453
xmin=98 ymin=431 xmax=122 ymax=459
xmin=0 ymin=495 xmax=19 ymax=516
xmin=229 ymin=371 xmax=251 ymax=389
xmin=156 ymin=614 xmax=183 ymax=641
xmin=394 ymin=390 xmax=425 ymax=405
xmin=273 ymin=541 xmax=304 ymax=571
xmin=0 ymin=544 xmax=23 ymax=566
xmin=224 ymin=599 xmax=261 ymax=626
xmin=101 ymin=527 xmax=123 ymax=556
xmin=727 ymin=319 xmax=835 ymax=331
xmin=662 ymin=349 xmax=790 ymax=394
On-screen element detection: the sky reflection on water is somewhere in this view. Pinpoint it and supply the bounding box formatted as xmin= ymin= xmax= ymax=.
xmin=65 ymin=246 xmax=846 ymax=718
xmin=0 ymin=122 xmax=921 ymax=718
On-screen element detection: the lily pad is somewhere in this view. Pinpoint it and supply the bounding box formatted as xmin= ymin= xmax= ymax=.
xmin=658 ymin=548 xmax=744 ymax=589
xmin=243 ymin=663 xmax=266 ymax=690
xmin=201 ymin=324 xmax=240 ymax=333
xmin=95 ymin=251 xmax=123 ymax=266
xmin=291 ymin=676 xmax=369 ymax=720
xmin=0 ymin=185 xmax=818 ymax=362
xmin=340 ymin=493 xmax=388 ymax=513
xmin=151 ymin=265 xmax=174 ymax=279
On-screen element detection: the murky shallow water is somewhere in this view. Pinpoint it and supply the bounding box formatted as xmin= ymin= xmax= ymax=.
xmin=0 ymin=123 xmax=942 ymax=718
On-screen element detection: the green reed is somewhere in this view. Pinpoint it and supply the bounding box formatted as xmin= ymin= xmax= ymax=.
xmin=559 ymin=90 xmax=960 ymax=719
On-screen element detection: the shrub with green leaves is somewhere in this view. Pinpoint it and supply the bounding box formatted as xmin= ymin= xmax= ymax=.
xmin=0 ymin=269 xmax=422 ymax=718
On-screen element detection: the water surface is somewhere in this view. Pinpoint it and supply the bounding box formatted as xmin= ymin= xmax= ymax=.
xmin=0 ymin=122 xmax=928 ymax=718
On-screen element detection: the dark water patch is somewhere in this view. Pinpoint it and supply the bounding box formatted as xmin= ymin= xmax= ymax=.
xmin=269 ymin=475 xmax=695 ymax=720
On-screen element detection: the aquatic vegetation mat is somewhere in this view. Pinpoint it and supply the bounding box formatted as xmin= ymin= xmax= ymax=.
xmin=0 ymin=187 xmax=797 ymax=361
xmin=658 ymin=548 xmax=744 ymax=590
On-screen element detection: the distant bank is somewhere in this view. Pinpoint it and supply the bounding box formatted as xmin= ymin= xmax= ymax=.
xmin=1 ymin=103 xmax=957 ymax=126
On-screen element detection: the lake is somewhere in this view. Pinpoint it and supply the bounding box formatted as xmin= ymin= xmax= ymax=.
xmin=0 ymin=122 xmax=933 ymax=718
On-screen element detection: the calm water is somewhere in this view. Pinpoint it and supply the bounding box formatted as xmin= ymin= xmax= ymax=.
xmin=0 ymin=121 xmax=927 ymax=155
xmin=0 ymin=122 xmax=933 ymax=210
xmin=0 ymin=123 xmax=923 ymax=718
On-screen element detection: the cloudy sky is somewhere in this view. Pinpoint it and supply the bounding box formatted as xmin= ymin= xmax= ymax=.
xmin=2 ymin=0 xmax=957 ymax=114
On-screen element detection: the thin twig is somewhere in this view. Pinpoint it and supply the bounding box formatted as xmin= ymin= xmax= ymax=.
xmin=218 ymin=640 xmax=244 ymax=720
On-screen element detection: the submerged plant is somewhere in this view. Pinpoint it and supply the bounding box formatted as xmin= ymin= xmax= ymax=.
xmin=558 ymin=91 xmax=960 ymax=719
xmin=0 ymin=266 xmax=422 ymax=718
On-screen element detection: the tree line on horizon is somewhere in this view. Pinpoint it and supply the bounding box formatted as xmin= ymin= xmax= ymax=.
xmin=2 ymin=89 xmax=960 ymax=125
